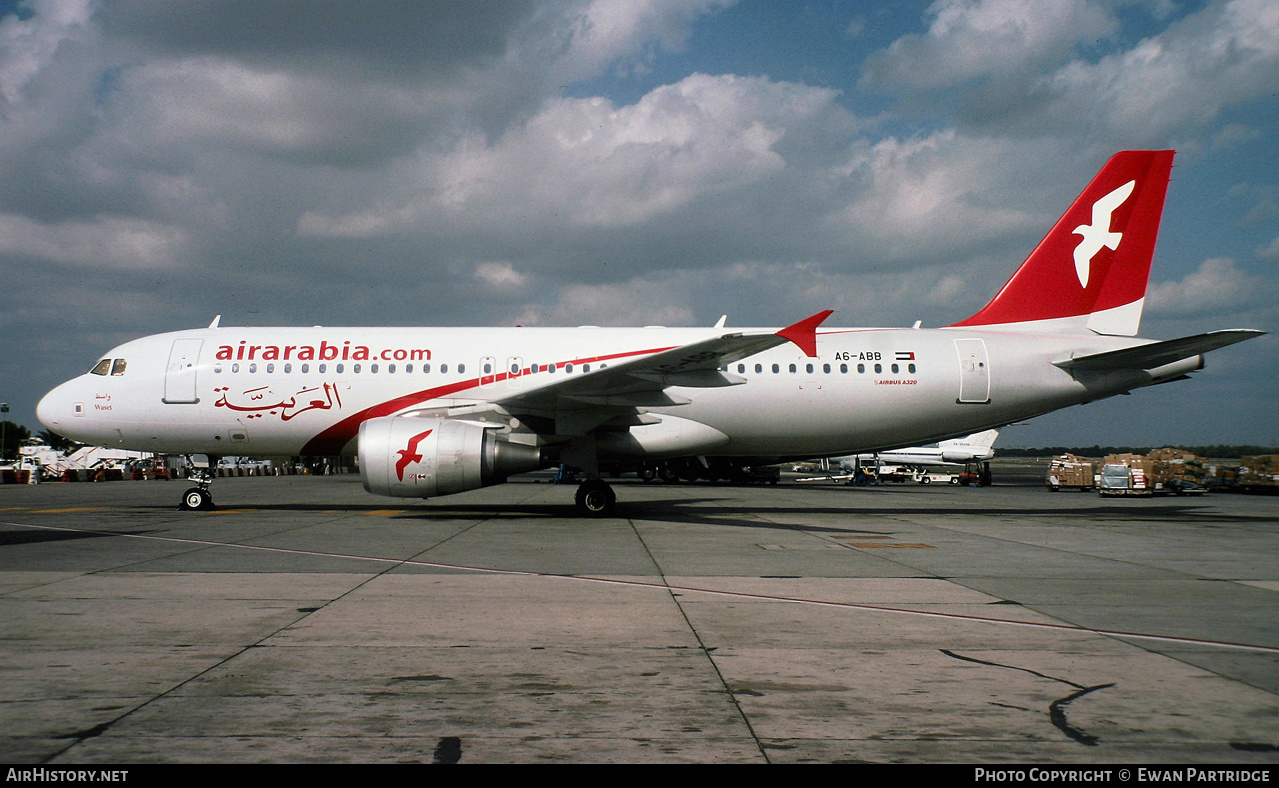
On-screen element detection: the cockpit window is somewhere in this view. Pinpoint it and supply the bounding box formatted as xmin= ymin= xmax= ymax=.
xmin=110 ymin=359 xmax=127 ymax=376
xmin=90 ymin=359 xmax=112 ymax=376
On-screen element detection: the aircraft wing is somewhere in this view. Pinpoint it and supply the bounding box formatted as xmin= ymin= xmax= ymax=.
xmin=494 ymin=311 xmax=833 ymax=416
xmin=1054 ymin=330 xmax=1264 ymax=371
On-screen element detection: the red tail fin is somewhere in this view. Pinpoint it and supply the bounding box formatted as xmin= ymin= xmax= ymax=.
xmin=951 ymin=150 xmax=1174 ymax=335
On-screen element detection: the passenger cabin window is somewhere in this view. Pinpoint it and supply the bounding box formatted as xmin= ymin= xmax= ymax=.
xmin=90 ymin=359 xmax=112 ymax=376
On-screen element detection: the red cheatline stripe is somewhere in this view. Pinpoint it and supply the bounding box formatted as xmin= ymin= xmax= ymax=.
xmin=300 ymin=343 xmax=679 ymax=454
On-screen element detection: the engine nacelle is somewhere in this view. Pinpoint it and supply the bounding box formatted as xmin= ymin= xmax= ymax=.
xmin=359 ymin=416 xmax=543 ymax=498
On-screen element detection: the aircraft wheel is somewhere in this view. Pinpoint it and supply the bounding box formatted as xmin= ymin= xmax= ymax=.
xmin=639 ymin=466 xmax=657 ymax=483
xmin=180 ymin=487 xmax=214 ymax=511
xmin=575 ymin=480 xmax=616 ymax=517
xmin=659 ymin=465 xmax=680 ymax=483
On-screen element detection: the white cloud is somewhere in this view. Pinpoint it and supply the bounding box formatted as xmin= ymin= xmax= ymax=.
xmin=299 ymin=73 xmax=846 ymax=236
xmin=511 ymin=279 xmax=696 ymax=327
xmin=1146 ymin=257 xmax=1260 ymax=315
xmin=1256 ymin=236 xmax=1279 ymax=263
xmin=832 ymin=132 xmax=1041 ymax=264
xmin=861 ymin=0 xmax=1117 ymax=90
xmin=1031 ymin=0 xmax=1279 ymax=142
xmin=558 ymin=0 xmax=734 ymax=80
xmin=862 ymin=0 xmax=1279 ymax=149
xmin=100 ymin=56 xmax=438 ymax=166
xmin=924 ymin=274 xmax=967 ymax=306
xmin=474 ymin=261 xmax=529 ymax=288
xmin=0 ymin=213 xmax=186 ymax=269
xmin=0 ymin=0 xmax=92 ymax=105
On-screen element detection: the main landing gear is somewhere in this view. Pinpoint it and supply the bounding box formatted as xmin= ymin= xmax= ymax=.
xmin=574 ymin=478 xmax=616 ymax=517
xmin=179 ymin=456 xmax=217 ymax=511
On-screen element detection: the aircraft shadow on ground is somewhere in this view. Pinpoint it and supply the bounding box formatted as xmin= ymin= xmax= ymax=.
xmin=0 ymin=529 xmax=118 ymax=547
xmin=129 ymin=482 xmax=1268 ymax=527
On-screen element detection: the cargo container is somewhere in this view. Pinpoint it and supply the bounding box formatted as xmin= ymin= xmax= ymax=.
xmin=1096 ymin=450 xmax=1208 ymax=496
xmin=1047 ymin=454 xmax=1095 ymax=491
xmin=1209 ymin=455 xmax=1279 ymax=494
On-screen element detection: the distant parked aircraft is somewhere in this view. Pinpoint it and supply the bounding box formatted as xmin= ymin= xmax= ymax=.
xmin=836 ymin=429 xmax=999 ymax=472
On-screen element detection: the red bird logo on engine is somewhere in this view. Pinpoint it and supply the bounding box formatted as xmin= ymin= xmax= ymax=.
xmin=395 ymin=428 xmax=434 ymax=481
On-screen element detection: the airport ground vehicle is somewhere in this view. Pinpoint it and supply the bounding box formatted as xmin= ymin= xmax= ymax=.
xmin=1098 ymin=462 xmax=1150 ymax=496
xmin=1095 ymin=450 xmax=1210 ymax=496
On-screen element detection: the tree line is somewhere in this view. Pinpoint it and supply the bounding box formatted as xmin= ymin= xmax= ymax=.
xmin=1 ymin=421 xmax=78 ymax=459
xmin=1000 ymin=445 xmax=1279 ymax=459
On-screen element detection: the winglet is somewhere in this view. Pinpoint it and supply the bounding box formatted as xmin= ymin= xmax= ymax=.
xmin=776 ymin=310 xmax=833 ymax=357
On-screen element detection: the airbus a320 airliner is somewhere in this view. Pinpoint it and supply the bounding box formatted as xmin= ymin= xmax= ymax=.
xmin=37 ymin=151 xmax=1261 ymax=515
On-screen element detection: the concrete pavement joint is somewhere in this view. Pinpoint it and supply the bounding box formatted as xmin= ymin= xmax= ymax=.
xmin=5 ymin=518 xmax=1276 ymax=655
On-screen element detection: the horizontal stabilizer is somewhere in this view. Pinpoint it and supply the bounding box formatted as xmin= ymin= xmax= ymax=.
xmin=1055 ymin=330 xmax=1264 ymax=371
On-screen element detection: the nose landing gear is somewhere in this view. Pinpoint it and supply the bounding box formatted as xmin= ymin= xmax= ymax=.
xmin=575 ymin=478 xmax=616 ymax=517
xmin=179 ymin=456 xmax=218 ymax=510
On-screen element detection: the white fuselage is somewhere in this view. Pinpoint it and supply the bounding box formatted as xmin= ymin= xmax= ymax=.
xmin=37 ymin=323 xmax=1187 ymax=463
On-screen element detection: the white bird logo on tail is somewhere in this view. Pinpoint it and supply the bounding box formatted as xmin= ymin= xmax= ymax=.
xmin=1072 ymin=179 xmax=1135 ymax=288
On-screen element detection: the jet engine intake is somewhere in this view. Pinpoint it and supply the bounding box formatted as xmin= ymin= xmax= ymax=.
xmin=359 ymin=416 xmax=543 ymax=498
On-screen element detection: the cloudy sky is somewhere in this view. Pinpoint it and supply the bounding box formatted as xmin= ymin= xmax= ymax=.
xmin=2 ymin=0 xmax=1275 ymax=448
